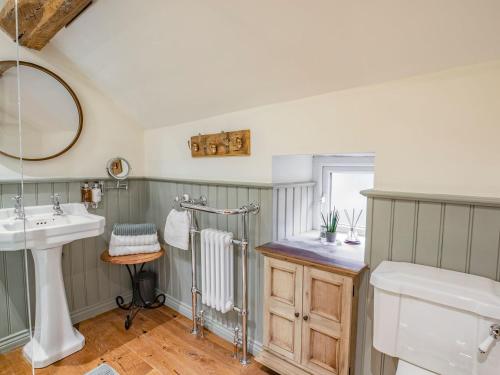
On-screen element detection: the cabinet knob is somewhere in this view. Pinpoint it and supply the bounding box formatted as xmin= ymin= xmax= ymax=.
xmin=294 ymin=312 xmax=299 ymax=318
xmin=303 ymin=315 xmax=309 ymax=321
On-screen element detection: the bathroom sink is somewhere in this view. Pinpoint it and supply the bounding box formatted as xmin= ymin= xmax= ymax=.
xmin=0 ymin=203 xmax=105 ymax=368
xmin=0 ymin=203 xmax=104 ymax=251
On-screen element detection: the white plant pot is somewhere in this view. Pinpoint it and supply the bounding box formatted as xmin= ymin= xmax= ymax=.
xmin=326 ymin=232 xmax=337 ymax=243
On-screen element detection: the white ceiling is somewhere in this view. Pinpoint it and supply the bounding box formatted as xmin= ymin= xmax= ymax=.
xmin=42 ymin=0 xmax=500 ymax=128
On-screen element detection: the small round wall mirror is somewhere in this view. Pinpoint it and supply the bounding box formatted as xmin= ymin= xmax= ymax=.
xmin=0 ymin=61 xmax=83 ymax=161
xmin=106 ymin=157 xmax=131 ymax=180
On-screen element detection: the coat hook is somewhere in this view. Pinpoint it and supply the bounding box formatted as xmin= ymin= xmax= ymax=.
xmin=188 ymin=139 xmax=200 ymax=152
xmin=188 ymin=130 xmax=250 ymax=157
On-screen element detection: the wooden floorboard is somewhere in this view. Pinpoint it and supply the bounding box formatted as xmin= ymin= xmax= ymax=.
xmin=0 ymin=306 xmax=275 ymax=375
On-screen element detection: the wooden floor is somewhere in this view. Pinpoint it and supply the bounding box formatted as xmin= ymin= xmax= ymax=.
xmin=0 ymin=306 xmax=276 ymax=375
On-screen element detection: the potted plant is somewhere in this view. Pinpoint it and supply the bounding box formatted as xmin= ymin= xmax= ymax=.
xmin=322 ymin=208 xmax=339 ymax=243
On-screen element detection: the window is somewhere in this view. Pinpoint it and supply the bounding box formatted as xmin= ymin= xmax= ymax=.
xmin=318 ymin=156 xmax=374 ymax=235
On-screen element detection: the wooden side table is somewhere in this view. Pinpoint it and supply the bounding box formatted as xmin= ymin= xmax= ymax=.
xmin=100 ymin=248 xmax=166 ymax=329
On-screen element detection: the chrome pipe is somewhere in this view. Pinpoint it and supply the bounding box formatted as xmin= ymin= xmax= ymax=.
xmin=189 ymin=229 xmax=242 ymax=246
xmin=190 ymin=210 xmax=199 ymax=335
xmin=178 ymin=195 xmax=257 ymax=365
xmin=240 ymin=212 xmax=250 ymax=365
xmin=180 ymin=202 xmax=259 ymax=216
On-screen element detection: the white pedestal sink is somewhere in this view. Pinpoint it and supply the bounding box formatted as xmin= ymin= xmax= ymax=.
xmin=0 ymin=203 xmax=105 ymax=368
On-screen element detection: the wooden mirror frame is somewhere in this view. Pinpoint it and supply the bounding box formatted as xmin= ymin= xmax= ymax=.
xmin=0 ymin=60 xmax=83 ymax=161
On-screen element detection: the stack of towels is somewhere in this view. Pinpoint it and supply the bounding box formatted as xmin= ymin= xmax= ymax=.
xmin=109 ymin=223 xmax=161 ymax=256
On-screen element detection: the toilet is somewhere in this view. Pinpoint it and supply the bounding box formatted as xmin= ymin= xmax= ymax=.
xmin=371 ymin=261 xmax=500 ymax=375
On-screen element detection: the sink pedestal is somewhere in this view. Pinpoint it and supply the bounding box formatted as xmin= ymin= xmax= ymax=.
xmin=23 ymin=246 xmax=85 ymax=368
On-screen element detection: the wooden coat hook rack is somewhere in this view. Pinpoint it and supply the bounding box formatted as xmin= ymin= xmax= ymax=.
xmin=188 ymin=130 xmax=250 ymax=157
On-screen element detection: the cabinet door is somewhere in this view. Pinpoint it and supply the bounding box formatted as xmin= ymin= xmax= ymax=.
xmin=301 ymin=267 xmax=353 ymax=375
xmin=263 ymin=257 xmax=303 ymax=363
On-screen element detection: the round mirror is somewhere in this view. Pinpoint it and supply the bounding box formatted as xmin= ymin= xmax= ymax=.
xmin=106 ymin=157 xmax=131 ymax=180
xmin=0 ymin=61 xmax=82 ymax=161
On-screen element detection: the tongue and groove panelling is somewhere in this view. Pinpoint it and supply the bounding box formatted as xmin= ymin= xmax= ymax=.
xmin=272 ymin=182 xmax=315 ymax=241
xmin=3 ymin=180 xmax=499 ymax=375
xmin=0 ymin=179 xmax=146 ymax=353
xmin=143 ymin=179 xmax=273 ymax=349
xmin=360 ymin=190 xmax=500 ymax=375
xmin=0 ymin=178 xmax=274 ymax=354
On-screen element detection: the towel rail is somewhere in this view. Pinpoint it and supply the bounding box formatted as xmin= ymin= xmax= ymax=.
xmin=180 ymin=201 xmax=259 ymax=215
xmin=176 ymin=194 xmax=259 ymax=366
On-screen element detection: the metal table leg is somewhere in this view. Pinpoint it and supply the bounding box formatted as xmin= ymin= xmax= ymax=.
xmin=115 ymin=262 xmax=166 ymax=330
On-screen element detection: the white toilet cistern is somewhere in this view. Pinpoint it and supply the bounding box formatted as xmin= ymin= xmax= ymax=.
xmin=371 ymin=261 xmax=500 ymax=375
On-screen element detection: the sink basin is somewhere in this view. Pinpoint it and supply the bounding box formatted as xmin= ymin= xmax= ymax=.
xmin=0 ymin=203 xmax=104 ymax=251
xmin=0 ymin=203 xmax=105 ymax=368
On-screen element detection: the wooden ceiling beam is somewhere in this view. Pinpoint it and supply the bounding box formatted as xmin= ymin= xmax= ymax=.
xmin=0 ymin=0 xmax=92 ymax=50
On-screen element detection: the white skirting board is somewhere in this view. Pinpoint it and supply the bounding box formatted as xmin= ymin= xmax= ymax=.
xmin=0 ymin=330 xmax=30 ymax=354
xmin=161 ymin=290 xmax=263 ymax=356
xmin=0 ymin=292 xmax=132 ymax=354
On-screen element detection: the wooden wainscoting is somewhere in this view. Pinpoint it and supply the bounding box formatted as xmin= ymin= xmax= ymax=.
xmin=0 ymin=177 xmax=274 ymax=356
xmin=0 ymin=179 xmax=146 ymax=353
xmin=144 ymin=178 xmax=274 ymax=349
xmin=359 ymin=189 xmax=500 ymax=375
xmin=272 ymin=182 xmax=315 ymax=241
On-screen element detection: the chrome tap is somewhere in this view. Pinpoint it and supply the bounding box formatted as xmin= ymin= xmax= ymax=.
xmin=51 ymin=194 xmax=64 ymax=216
xmin=12 ymin=195 xmax=25 ymax=220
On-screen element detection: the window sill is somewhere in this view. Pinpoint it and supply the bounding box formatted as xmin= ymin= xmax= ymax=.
xmin=279 ymin=230 xmax=365 ymax=264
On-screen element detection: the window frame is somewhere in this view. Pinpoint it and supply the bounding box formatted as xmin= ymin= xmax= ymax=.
xmin=314 ymin=156 xmax=374 ymax=236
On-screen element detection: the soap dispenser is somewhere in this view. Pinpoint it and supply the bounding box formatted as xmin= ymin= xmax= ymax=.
xmin=81 ymin=183 xmax=91 ymax=208
xmin=91 ymin=182 xmax=102 ymax=209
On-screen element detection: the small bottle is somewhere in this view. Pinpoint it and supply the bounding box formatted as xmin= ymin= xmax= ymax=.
xmin=81 ymin=183 xmax=91 ymax=207
xmin=91 ymin=182 xmax=102 ymax=208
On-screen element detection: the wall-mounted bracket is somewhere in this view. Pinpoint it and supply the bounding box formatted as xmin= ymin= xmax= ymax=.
xmin=105 ymin=180 xmax=128 ymax=191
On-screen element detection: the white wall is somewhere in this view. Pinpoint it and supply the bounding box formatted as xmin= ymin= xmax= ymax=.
xmin=0 ymin=34 xmax=144 ymax=180
xmin=3 ymin=27 xmax=500 ymax=200
xmin=145 ymin=60 xmax=500 ymax=197
xmin=39 ymin=0 xmax=500 ymax=128
xmin=272 ymin=155 xmax=313 ymax=184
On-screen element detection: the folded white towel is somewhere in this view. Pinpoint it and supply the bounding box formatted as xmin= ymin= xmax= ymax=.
xmin=109 ymin=243 xmax=161 ymax=257
xmin=164 ymin=209 xmax=191 ymax=250
xmin=110 ymin=233 xmax=158 ymax=247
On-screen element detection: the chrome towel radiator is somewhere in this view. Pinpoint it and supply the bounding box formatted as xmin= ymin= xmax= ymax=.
xmin=176 ymin=195 xmax=259 ymax=365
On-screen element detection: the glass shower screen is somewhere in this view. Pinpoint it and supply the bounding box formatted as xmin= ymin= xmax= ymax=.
xmin=0 ymin=0 xmax=34 ymax=373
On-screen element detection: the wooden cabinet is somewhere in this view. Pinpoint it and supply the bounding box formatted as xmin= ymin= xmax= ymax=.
xmin=257 ymin=242 xmax=365 ymax=375
xmin=263 ymin=257 xmax=303 ymax=362
xmin=301 ymin=267 xmax=353 ymax=375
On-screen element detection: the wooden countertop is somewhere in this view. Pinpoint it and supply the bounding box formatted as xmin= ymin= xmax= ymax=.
xmin=257 ymin=235 xmax=368 ymax=277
